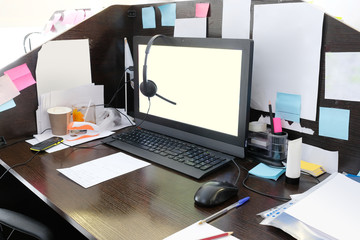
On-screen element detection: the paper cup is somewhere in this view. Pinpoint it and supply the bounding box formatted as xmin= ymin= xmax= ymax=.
xmin=47 ymin=107 xmax=72 ymax=135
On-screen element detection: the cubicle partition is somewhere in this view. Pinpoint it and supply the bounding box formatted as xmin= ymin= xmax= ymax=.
xmin=0 ymin=0 xmax=359 ymax=173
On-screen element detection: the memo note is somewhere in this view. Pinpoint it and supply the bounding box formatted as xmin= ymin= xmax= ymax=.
xmin=325 ymin=52 xmax=360 ymax=102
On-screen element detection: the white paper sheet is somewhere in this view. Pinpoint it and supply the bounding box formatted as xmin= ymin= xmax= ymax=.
xmin=302 ymin=143 xmax=338 ymax=174
xmin=285 ymin=173 xmax=360 ymax=240
xmin=251 ymin=3 xmax=323 ymax=121
xmin=325 ymin=52 xmax=360 ymax=101
xmin=174 ymin=18 xmax=206 ymax=38
xmin=222 ymin=0 xmax=251 ymax=39
xmin=57 ymin=152 xmax=151 ymax=188
xmin=35 ymin=39 xmax=92 ymax=100
xmin=164 ymin=221 xmax=239 ymax=240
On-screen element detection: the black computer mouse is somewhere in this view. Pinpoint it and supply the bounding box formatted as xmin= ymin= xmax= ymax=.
xmin=194 ymin=180 xmax=238 ymax=207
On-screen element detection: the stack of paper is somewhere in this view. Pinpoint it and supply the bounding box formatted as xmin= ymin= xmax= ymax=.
xmin=259 ymin=173 xmax=360 ymax=239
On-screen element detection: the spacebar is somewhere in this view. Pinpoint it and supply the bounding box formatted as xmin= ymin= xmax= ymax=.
xmin=124 ymin=140 xmax=149 ymax=150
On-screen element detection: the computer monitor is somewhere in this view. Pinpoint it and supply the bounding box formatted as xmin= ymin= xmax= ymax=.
xmin=133 ymin=36 xmax=253 ymax=158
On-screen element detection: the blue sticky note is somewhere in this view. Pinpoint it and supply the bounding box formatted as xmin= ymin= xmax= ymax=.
xmin=319 ymin=107 xmax=350 ymax=140
xmin=142 ymin=7 xmax=156 ymax=29
xmin=275 ymin=92 xmax=301 ymax=122
xmin=249 ymin=163 xmax=285 ymax=181
xmin=158 ymin=3 xmax=176 ymax=26
xmin=0 ymin=99 xmax=16 ymax=112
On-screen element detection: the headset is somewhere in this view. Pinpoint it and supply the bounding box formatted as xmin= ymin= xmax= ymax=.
xmin=140 ymin=34 xmax=176 ymax=105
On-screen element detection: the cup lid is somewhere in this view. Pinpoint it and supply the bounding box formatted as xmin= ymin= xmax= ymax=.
xmin=47 ymin=107 xmax=72 ymax=114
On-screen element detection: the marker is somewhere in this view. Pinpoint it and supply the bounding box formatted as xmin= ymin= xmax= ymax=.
xmin=199 ymin=197 xmax=250 ymax=225
xmin=199 ymin=232 xmax=233 ymax=240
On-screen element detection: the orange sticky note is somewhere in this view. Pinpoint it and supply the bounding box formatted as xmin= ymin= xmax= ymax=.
xmin=196 ymin=3 xmax=210 ymax=18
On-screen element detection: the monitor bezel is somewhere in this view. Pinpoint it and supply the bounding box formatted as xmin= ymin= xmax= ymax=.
xmin=132 ymin=36 xmax=253 ymax=158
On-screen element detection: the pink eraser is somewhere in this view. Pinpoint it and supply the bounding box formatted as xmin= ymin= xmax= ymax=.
xmin=273 ymin=117 xmax=282 ymax=133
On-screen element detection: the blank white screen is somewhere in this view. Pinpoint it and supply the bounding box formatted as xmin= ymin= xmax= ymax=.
xmin=138 ymin=44 xmax=242 ymax=137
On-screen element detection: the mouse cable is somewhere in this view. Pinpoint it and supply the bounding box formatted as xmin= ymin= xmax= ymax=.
xmin=237 ymin=164 xmax=291 ymax=202
xmin=0 ymin=151 xmax=41 ymax=181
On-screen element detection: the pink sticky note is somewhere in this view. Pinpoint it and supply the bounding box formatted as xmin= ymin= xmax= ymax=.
xmin=273 ymin=117 xmax=282 ymax=133
xmin=62 ymin=10 xmax=78 ymax=25
xmin=4 ymin=63 xmax=36 ymax=91
xmin=196 ymin=3 xmax=210 ymax=18
xmin=74 ymin=10 xmax=86 ymax=25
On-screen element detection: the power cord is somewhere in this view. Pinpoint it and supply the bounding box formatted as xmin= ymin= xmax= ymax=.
xmin=0 ymin=151 xmax=41 ymax=181
xmin=134 ymin=97 xmax=151 ymax=129
xmin=61 ymin=142 xmax=104 ymax=149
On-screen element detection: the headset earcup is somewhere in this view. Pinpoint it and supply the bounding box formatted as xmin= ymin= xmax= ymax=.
xmin=140 ymin=80 xmax=157 ymax=97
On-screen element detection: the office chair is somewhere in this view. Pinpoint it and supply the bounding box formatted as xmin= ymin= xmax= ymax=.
xmin=0 ymin=208 xmax=53 ymax=240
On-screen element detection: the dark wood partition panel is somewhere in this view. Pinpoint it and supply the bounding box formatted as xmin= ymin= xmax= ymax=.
xmin=1 ymin=0 xmax=359 ymax=173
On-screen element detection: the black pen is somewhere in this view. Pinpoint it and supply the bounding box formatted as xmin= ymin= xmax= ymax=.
xmin=269 ymin=101 xmax=274 ymax=134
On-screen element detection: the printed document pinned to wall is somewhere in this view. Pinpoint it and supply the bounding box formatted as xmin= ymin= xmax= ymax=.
xmin=325 ymin=52 xmax=360 ymax=102
xmin=251 ymin=3 xmax=324 ymax=121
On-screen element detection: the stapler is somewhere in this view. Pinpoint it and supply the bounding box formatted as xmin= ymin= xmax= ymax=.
xmin=67 ymin=122 xmax=100 ymax=141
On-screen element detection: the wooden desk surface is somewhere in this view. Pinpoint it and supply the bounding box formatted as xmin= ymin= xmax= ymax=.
xmin=0 ymin=133 xmax=322 ymax=240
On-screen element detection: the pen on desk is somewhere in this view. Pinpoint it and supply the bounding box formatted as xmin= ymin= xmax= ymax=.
xmin=268 ymin=101 xmax=274 ymax=134
xmin=199 ymin=196 xmax=250 ymax=225
xmin=199 ymin=231 xmax=233 ymax=240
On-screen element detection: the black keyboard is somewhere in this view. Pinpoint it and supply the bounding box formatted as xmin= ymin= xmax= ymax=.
xmin=103 ymin=128 xmax=234 ymax=179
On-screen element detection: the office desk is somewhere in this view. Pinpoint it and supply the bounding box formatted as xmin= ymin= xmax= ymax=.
xmin=0 ymin=131 xmax=322 ymax=240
